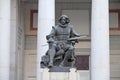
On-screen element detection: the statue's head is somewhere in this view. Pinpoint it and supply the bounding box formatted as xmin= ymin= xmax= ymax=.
xmin=58 ymin=15 xmax=70 ymax=25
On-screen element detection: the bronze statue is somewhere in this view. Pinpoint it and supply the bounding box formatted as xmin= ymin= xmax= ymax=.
xmin=41 ymin=15 xmax=80 ymax=69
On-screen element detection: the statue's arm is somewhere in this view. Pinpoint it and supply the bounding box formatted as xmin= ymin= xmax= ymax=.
xmin=70 ymin=26 xmax=80 ymax=37
xmin=46 ymin=26 xmax=56 ymax=43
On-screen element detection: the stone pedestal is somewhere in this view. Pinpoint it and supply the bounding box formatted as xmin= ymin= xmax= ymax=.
xmin=41 ymin=68 xmax=80 ymax=80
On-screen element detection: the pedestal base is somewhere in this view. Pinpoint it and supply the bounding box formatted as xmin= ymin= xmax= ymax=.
xmin=49 ymin=66 xmax=71 ymax=72
xmin=41 ymin=68 xmax=80 ymax=80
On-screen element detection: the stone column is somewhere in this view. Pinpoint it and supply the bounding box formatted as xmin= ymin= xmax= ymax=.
xmin=37 ymin=0 xmax=55 ymax=80
xmin=0 ymin=0 xmax=11 ymax=80
xmin=10 ymin=0 xmax=18 ymax=80
xmin=91 ymin=0 xmax=110 ymax=80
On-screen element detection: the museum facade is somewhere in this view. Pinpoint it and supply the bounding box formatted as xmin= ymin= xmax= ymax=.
xmin=0 ymin=0 xmax=120 ymax=80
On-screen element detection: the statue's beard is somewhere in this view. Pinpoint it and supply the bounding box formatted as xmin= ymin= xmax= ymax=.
xmin=61 ymin=22 xmax=66 ymax=25
xmin=60 ymin=23 xmax=67 ymax=28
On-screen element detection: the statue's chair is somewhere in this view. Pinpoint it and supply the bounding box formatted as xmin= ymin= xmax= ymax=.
xmin=41 ymin=41 xmax=76 ymax=68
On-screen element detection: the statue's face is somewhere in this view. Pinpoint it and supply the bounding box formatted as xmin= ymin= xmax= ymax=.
xmin=60 ymin=17 xmax=67 ymax=25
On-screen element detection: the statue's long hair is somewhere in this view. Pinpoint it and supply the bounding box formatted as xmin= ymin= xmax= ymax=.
xmin=58 ymin=15 xmax=70 ymax=24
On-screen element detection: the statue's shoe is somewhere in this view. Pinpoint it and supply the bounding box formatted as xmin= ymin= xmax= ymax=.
xmin=48 ymin=63 xmax=53 ymax=68
xmin=59 ymin=62 xmax=64 ymax=67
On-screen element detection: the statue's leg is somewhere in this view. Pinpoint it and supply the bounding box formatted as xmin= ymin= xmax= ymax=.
xmin=71 ymin=50 xmax=75 ymax=67
xmin=48 ymin=44 xmax=56 ymax=68
xmin=59 ymin=46 xmax=75 ymax=67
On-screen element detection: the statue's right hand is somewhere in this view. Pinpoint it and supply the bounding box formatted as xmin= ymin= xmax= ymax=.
xmin=47 ymin=38 xmax=54 ymax=43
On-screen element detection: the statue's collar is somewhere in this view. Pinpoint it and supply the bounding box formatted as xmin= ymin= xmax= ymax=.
xmin=58 ymin=23 xmax=69 ymax=28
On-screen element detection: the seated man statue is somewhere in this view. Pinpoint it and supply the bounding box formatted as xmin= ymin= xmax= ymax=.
xmin=41 ymin=15 xmax=80 ymax=68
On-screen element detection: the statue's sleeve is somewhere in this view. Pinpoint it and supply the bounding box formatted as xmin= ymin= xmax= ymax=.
xmin=70 ymin=26 xmax=80 ymax=37
xmin=46 ymin=26 xmax=56 ymax=40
